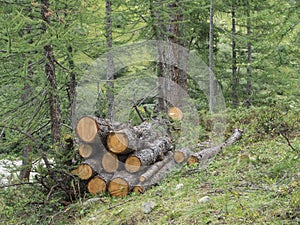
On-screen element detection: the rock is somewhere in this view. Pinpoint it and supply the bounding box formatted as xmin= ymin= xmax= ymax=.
xmin=142 ymin=201 xmax=157 ymax=214
xmin=175 ymin=183 xmax=184 ymax=190
xmin=198 ymin=196 xmax=210 ymax=203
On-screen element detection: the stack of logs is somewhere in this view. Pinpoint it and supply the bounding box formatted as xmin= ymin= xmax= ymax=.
xmin=72 ymin=109 xmax=243 ymax=197
xmin=72 ymin=109 xmax=191 ymax=197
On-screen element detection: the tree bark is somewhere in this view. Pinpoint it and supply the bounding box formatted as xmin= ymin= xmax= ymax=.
xmin=188 ymin=129 xmax=243 ymax=164
xmin=41 ymin=0 xmax=62 ymax=145
xmin=133 ymin=158 xmax=177 ymax=194
xmin=125 ymin=137 xmax=173 ymax=173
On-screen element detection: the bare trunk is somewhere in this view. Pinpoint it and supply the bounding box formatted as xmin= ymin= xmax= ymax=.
xmin=209 ymin=0 xmax=214 ymax=113
xmin=246 ymin=0 xmax=252 ymax=108
xmin=232 ymin=1 xmax=238 ymax=108
xmin=106 ymin=0 xmax=114 ymax=120
xmin=41 ymin=0 xmax=62 ymax=145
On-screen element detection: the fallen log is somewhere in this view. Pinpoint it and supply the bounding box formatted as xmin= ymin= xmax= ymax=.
xmin=139 ymin=151 xmax=173 ymax=183
xmin=101 ymin=151 xmax=124 ymax=173
xmin=188 ymin=129 xmax=243 ymax=165
xmin=133 ymin=158 xmax=177 ymax=194
xmin=87 ymin=173 xmax=113 ymax=195
xmin=108 ymin=170 xmax=140 ymax=197
xmin=125 ymin=137 xmax=173 ymax=173
xmin=71 ymin=157 xmax=102 ymax=180
xmin=173 ymin=147 xmax=191 ymax=164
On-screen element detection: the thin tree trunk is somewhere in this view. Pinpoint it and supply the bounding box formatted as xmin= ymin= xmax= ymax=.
xmin=41 ymin=0 xmax=62 ymax=145
xmin=209 ymin=0 xmax=214 ymax=112
xmin=232 ymin=0 xmax=238 ymax=107
xmin=246 ymin=0 xmax=252 ymax=108
xmin=106 ymin=0 xmax=114 ymax=120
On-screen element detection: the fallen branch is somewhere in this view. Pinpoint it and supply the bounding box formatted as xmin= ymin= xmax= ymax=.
xmin=188 ymin=129 xmax=243 ymax=165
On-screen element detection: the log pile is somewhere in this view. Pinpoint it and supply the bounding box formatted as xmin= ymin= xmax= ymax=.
xmin=72 ymin=113 xmax=243 ymax=197
xmin=72 ymin=116 xmax=177 ymax=197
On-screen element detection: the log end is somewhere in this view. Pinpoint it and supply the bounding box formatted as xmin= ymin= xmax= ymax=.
xmin=102 ymin=152 xmax=119 ymax=173
xmin=73 ymin=164 xmax=94 ymax=180
xmin=139 ymin=176 xmax=146 ymax=183
xmin=174 ymin=151 xmax=185 ymax=163
xmin=168 ymin=107 xmax=183 ymax=121
xmin=76 ymin=116 xmax=98 ymax=142
xmin=78 ymin=144 xmax=93 ymax=158
xmin=187 ymin=156 xmax=200 ymax=165
xmin=125 ymin=156 xmax=142 ymax=173
xmin=88 ymin=176 xmax=106 ymax=195
xmin=108 ymin=177 xmax=130 ymax=197
xmin=133 ymin=185 xmax=145 ymax=195
xmin=107 ymin=132 xmax=129 ymax=154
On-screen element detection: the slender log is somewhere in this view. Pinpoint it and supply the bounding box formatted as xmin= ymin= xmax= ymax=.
xmin=139 ymin=151 xmax=173 ymax=183
xmin=125 ymin=137 xmax=173 ymax=173
xmin=168 ymin=106 xmax=183 ymax=121
xmin=87 ymin=173 xmax=113 ymax=195
xmin=78 ymin=144 xmax=93 ymax=158
xmin=188 ymin=129 xmax=243 ymax=165
xmin=108 ymin=170 xmax=140 ymax=197
xmin=174 ymin=147 xmax=191 ymax=163
xmin=71 ymin=157 xmax=102 ymax=180
xmin=133 ymin=158 xmax=177 ymax=194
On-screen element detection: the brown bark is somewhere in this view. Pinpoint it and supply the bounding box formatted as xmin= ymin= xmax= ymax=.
xmin=139 ymin=151 xmax=173 ymax=183
xmin=173 ymin=147 xmax=191 ymax=164
xmin=108 ymin=170 xmax=140 ymax=197
xmin=133 ymin=158 xmax=177 ymax=195
xmin=188 ymin=129 xmax=243 ymax=165
xmin=87 ymin=173 xmax=113 ymax=195
xmin=125 ymin=137 xmax=173 ymax=173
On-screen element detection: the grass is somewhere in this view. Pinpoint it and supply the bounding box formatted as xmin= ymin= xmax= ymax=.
xmin=0 ymin=107 xmax=299 ymax=225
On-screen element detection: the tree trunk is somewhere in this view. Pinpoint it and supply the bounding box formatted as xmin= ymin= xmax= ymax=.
xmin=41 ymin=0 xmax=62 ymax=145
xmin=108 ymin=170 xmax=140 ymax=197
xmin=246 ymin=0 xmax=252 ymax=108
xmin=133 ymin=157 xmax=177 ymax=194
xmin=106 ymin=0 xmax=114 ymax=120
xmin=139 ymin=151 xmax=173 ymax=183
xmin=232 ymin=0 xmax=239 ymax=108
xmin=125 ymin=137 xmax=173 ymax=173
xmin=209 ymin=0 xmax=214 ymax=113
xmin=188 ymin=129 xmax=243 ymax=164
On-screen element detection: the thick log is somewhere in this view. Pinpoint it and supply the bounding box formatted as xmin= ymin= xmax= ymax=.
xmin=168 ymin=106 xmax=183 ymax=121
xmin=125 ymin=137 xmax=173 ymax=173
xmin=133 ymin=158 xmax=177 ymax=194
xmin=174 ymin=147 xmax=191 ymax=164
xmin=188 ymin=129 xmax=243 ymax=165
xmin=87 ymin=173 xmax=113 ymax=195
xmin=101 ymin=151 xmax=120 ymax=173
xmin=139 ymin=151 xmax=173 ymax=183
xmin=76 ymin=116 xmax=99 ymax=142
xmin=107 ymin=122 xmax=159 ymax=154
xmin=108 ymin=170 xmax=140 ymax=197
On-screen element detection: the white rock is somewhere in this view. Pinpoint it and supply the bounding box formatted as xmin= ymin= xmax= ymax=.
xmin=175 ymin=183 xmax=184 ymax=190
xmin=142 ymin=201 xmax=157 ymax=214
xmin=198 ymin=196 xmax=211 ymax=203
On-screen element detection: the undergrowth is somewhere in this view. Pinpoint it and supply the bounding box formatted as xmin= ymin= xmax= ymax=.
xmin=0 ymin=105 xmax=299 ymax=224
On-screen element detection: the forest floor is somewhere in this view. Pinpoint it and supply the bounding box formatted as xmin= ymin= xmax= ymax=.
xmin=0 ymin=108 xmax=299 ymax=225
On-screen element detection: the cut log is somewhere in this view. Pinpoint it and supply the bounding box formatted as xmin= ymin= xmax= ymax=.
xmin=101 ymin=151 xmax=120 ymax=173
xmin=72 ymin=158 xmax=102 ymax=180
xmin=168 ymin=106 xmax=183 ymax=121
xmin=76 ymin=116 xmax=99 ymax=142
xmin=108 ymin=170 xmax=140 ymax=197
xmin=139 ymin=151 xmax=173 ymax=183
xmin=78 ymin=144 xmax=94 ymax=158
xmin=107 ymin=129 xmax=135 ymax=154
xmin=174 ymin=147 xmax=191 ymax=163
xmin=133 ymin=158 xmax=177 ymax=195
xmin=188 ymin=129 xmax=243 ymax=165
xmin=125 ymin=137 xmax=173 ymax=173
xmin=87 ymin=173 xmax=113 ymax=195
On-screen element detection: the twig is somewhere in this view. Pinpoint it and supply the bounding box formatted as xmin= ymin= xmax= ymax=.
xmin=0 ymin=181 xmax=39 ymax=188
xmin=280 ymin=132 xmax=298 ymax=153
